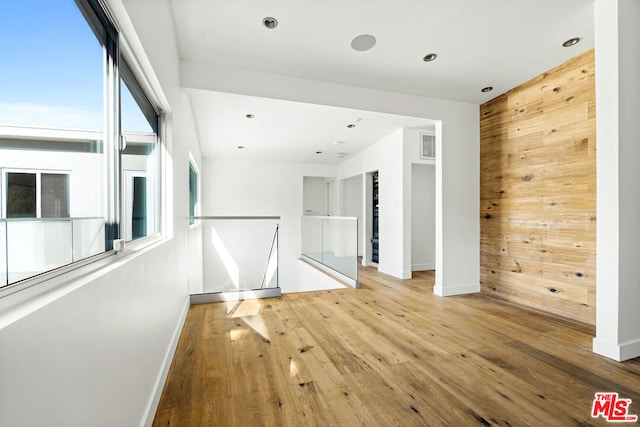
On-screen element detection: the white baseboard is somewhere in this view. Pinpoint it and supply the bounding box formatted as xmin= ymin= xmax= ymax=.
xmin=620 ymin=339 xmax=640 ymax=361
xmin=593 ymin=336 xmax=640 ymax=362
xmin=434 ymin=282 xmax=480 ymax=297
xmin=141 ymin=296 xmax=190 ymax=427
xmin=412 ymin=263 xmax=435 ymax=271
xmin=378 ymin=265 xmax=412 ymax=280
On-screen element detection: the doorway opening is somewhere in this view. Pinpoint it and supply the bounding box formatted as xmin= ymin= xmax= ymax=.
xmin=371 ymin=171 xmax=379 ymax=264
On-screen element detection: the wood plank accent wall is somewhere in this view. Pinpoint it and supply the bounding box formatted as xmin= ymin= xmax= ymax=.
xmin=480 ymin=49 xmax=596 ymax=324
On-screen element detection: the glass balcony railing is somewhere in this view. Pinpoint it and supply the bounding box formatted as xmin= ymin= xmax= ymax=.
xmin=191 ymin=217 xmax=280 ymax=299
xmin=0 ymin=217 xmax=105 ymax=288
xmin=301 ymin=216 xmax=358 ymax=285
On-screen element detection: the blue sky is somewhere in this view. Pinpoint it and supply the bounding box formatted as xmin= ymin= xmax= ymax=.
xmin=0 ymin=0 xmax=150 ymax=133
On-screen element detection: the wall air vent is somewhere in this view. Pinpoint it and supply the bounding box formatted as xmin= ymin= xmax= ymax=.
xmin=421 ymin=133 xmax=436 ymax=159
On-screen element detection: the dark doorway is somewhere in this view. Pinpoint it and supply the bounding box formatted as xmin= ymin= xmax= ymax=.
xmin=371 ymin=171 xmax=379 ymax=263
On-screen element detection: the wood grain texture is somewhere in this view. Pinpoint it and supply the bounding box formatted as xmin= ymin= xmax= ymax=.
xmin=480 ymin=49 xmax=596 ymax=324
xmin=152 ymin=266 xmax=640 ymax=426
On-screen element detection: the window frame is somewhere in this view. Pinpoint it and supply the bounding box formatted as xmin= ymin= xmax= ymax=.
xmin=120 ymin=62 xmax=162 ymax=243
xmin=0 ymin=0 xmax=166 ymax=296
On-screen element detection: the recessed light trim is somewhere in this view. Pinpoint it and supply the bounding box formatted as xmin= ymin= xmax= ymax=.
xmin=562 ymin=37 xmax=580 ymax=47
xmin=347 ymin=124 xmax=356 ymax=128
xmin=315 ymin=151 xmax=323 ymax=155
xmin=423 ymin=53 xmax=437 ymax=62
xmin=351 ymin=34 xmax=376 ymax=52
xmin=237 ymin=145 xmax=245 ymax=149
xmin=262 ymin=17 xmax=278 ymax=29
xmin=245 ymin=114 xmax=255 ymax=119
xmin=481 ymin=86 xmax=493 ymax=93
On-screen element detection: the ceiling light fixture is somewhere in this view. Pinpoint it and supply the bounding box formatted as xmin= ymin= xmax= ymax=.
xmin=347 ymin=124 xmax=356 ymax=128
xmin=481 ymin=86 xmax=493 ymax=93
xmin=262 ymin=17 xmax=278 ymax=29
xmin=336 ymin=153 xmax=349 ymax=158
xmin=423 ymin=53 xmax=437 ymax=62
xmin=335 ymin=141 xmax=346 ymax=145
xmin=562 ymin=37 xmax=580 ymax=47
xmin=316 ymin=151 xmax=323 ymax=155
xmin=245 ymin=114 xmax=255 ymax=118
xmin=237 ymin=145 xmax=245 ymax=149
xmin=351 ymin=34 xmax=376 ymax=52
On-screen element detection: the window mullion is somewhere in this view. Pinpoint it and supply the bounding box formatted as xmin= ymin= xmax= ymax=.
xmin=104 ymin=35 xmax=120 ymax=250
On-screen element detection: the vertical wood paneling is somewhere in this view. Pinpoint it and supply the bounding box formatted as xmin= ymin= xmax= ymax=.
xmin=480 ymin=49 xmax=596 ymax=324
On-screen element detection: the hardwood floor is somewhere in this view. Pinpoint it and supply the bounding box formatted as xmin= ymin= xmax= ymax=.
xmin=153 ymin=267 xmax=640 ymax=426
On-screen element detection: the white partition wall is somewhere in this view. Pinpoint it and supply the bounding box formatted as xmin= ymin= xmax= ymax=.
xmin=593 ymin=0 xmax=640 ymax=361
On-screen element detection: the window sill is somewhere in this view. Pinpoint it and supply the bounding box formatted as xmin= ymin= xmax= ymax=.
xmin=0 ymin=234 xmax=169 ymax=330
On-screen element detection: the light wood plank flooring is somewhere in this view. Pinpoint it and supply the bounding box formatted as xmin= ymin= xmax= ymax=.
xmin=153 ymin=267 xmax=640 ymax=426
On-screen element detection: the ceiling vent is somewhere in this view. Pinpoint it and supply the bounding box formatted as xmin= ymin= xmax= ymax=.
xmin=421 ymin=133 xmax=436 ymax=159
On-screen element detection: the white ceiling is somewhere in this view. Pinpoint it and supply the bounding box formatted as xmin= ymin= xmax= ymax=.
xmin=169 ymin=0 xmax=595 ymax=163
xmin=187 ymin=89 xmax=434 ymax=164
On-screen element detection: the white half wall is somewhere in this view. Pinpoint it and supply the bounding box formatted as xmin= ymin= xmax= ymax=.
xmin=297 ymin=259 xmax=350 ymax=293
xmin=593 ymin=0 xmax=640 ymax=362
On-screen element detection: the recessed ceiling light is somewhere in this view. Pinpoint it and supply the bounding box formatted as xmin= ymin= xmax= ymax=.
xmin=334 ymin=141 xmax=346 ymax=145
xmin=562 ymin=37 xmax=580 ymax=47
xmin=336 ymin=153 xmax=349 ymax=158
xmin=347 ymin=124 xmax=356 ymax=128
xmin=351 ymin=34 xmax=376 ymax=52
xmin=316 ymin=151 xmax=323 ymax=155
xmin=237 ymin=145 xmax=245 ymax=149
xmin=245 ymin=114 xmax=255 ymax=119
xmin=481 ymin=86 xmax=493 ymax=93
xmin=262 ymin=17 xmax=278 ymax=29
xmin=423 ymin=53 xmax=437 ymax=62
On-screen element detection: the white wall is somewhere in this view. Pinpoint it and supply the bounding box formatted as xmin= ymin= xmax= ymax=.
xmin=186 ymin=102 xmax=204 ymax=295
xmin=593 ymin=0 xmax=640 ymax=362
xmin=201 ymin=158 xmax=337 ymax=294
xmin=341 ymin=174 xmax=363 ymax=256
xmin=0 ymin=1 xmax=204 ymax=427
xmin=411 ymin=164 xmax=435 ymax=271
xmin=0 ymin=148 xmax=104 ymax=217
xmin=339 ymin=129 xmax=408 ymax=278
xmin=303 ymin=176 xmax=326 ymax=216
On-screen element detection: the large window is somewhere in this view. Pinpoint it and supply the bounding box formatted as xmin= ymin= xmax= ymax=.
xmin=0 ymin=0 xmax=161 ymax=289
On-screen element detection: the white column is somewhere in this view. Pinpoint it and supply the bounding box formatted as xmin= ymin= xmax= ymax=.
xmin=593 ymin=0 xmax=640 ymax=361
xmin=434 ymin=118 xmax=480 ymax=296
